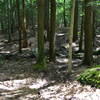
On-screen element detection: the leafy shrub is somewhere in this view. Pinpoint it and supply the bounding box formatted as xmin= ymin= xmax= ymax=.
xmin=77 ymin=65 xmax=100 ymax=88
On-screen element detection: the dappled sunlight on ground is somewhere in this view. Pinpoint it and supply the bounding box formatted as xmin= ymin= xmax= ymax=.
xmin=0 ymin=31 xmax=100 ymax=100
xmin=0 ymin=77 xmax=100 ymax=100
xmin=0 ymin=51 xmax=11 ymax=54
xmin=97 ymin=35 xmax=100 ymax=38
xmin=57 ymin=33 xmax=65 ymax=36
xmin=28 ymin=78 xmax=48 ymax=89
xmin=0 ymin=42 xmax=5 ymax=46
xmin=0 ymin=79 xmax=29 ymax=91
xmin=0 ymin=78 xmax=49 ymax=91
xmin=71 ymin=89 xmax=100 ymax=100
xmin=40 ymin=81 xmax=100 ymax=100
xmin=56 ymin=58 xmax=68 ymax=63
xmin=0 ymin=78 xmax=48 ymax=100
xmin=96 ymin=47 xmax=100 ymax=51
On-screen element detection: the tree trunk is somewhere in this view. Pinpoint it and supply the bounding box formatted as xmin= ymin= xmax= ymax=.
xmin=92 ymin=12 xmax=96 ymax=49
xmin=16 ymin=0 xmax=22 ymax=53
xmin=79 ymin=1 xmax=84 ymax=52
xmin=7 ymin=0 xmax=12 ymax=42
xmin=37 ymin=0 xmax=45 ymax=65
xmin=44 ymin=0 xmax=50 ymax=41
xmin=49 ymin=0 xmax=56 ymax=61
xmin=22 ymin=0 xmax=28 ymax=48
xmin=30 ymin=0 xmax=34 ymax=30
xmin=73 ymin=0 xmax=78 ymax=42
xmin=84 ymin=0 xmax=93 ymax=65
xmin=68 ymin=0 xmax=76 ymax=74
xmin=63 ymin=0 xmax=67 ymax=27
xmin=79 ymin=16 xmax=84 ymax=52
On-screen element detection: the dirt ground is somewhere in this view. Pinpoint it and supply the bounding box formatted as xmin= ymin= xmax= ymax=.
xmin=0 ymin=31 xmax=100 ymax=100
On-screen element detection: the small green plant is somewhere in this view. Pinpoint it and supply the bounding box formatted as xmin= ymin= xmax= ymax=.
xmin=33 ymin=59 xmax=47 ymax=71
xmin=77 ymin=65 xmax=100 ymax=88
xmin=0 ymin=55 xmax=5 ymax=65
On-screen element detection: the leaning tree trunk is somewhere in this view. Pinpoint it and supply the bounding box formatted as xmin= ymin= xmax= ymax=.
xmin=68 ymin=0 xmax=76 ymax=74
xmin=84 ymin=0 xmax=93 ymax=65
xmin=49 ymin=0 xmax=56 ymax=61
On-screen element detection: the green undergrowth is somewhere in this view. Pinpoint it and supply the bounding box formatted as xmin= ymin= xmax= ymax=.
xmin=77 ymin=65 xmax=100 ymax=88
xmin=93 ymin=50 xmax=100 ymax=55
xmin=33 ymin=60 xmax=47 ymax=71
xmin=0 ymin=55 xmax=5 ymax=65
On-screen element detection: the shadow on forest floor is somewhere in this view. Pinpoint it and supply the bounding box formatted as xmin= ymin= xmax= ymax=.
xmin=0 ymin=32 xmax=100 ymax=100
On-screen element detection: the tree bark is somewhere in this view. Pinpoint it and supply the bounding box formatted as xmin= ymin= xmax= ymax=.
xmin=44 ymin=0 xmax=50 ymax=41
xmin=63 ymin=0 xmax=67 ymax=27
xmin=22 ymin=0 xmax=28 ymax=48
xmin=73 ymin=0 xmax=78 ymax=42
xmin=37 ymin=0 xmax=45 ymax=64
xmin=16 ymin=0 xmax=22 ymax=53
xmin=49 ymin=0 xmax=56 ymax=61
xmin=68 ymin=0 xmax=76 ymax=74
xmin=79 ymin=1 xmax=84 ymax=52
xmin=84 ymin=0 xmax=93 ymax=65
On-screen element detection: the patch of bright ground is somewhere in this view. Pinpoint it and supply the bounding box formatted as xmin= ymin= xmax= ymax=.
xmin=0 ymin=78 xmax=100 ymax=100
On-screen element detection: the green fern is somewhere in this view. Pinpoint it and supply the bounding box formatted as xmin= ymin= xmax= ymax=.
xmin=77 ymin=65 xmax=100 ymax=88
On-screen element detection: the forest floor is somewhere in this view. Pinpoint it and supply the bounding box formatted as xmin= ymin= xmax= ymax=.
xmin=0 ymin=29 xmax=100 ymax=100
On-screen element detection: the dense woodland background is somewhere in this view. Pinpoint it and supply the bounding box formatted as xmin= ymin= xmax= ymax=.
xmin=0 ymin=0 xmax=100 ymax=100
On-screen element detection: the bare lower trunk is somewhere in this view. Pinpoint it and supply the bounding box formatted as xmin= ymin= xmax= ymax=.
xmin=68 ymin=0 xmax=76 ymax=74
xmin=84 ymin=0 xmax=93 ymax=65
xmin=49 ymin=0 xmax=56 ymax=61
xmin=37 ymin=0 xmax=45 ymax=65
xmin=22 ymin=0 xmax=28 ymax=48
xmin=16 ymin=0 xmax=22 ymax=53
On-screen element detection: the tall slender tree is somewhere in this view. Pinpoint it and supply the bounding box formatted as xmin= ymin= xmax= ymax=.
xmin=92 ymin=12 xmax=96 ymax=49
xmin=84 ymin=0 xmax=93 ymax=65
xmin=30 ymin=0 xmax=34 ymax=29
xmin=7 ymin=0 xmax=12 ymax=42
xmin=37 ymin=0 xmax=45 ymax=67
xmin=63 ymin=0 xmax=67 ymax=27
xmin=22 ymin=0 xmax=28 ymax=48
xmin=73 ymin=0 xmax=79 ymax=42
xmin=16 ymin=0 xmax=22 ymax=53
xmin=0 ymin=1 xmax=5 ymax=35
xmin=79 ymin=0 xmax=85 ymax=52
xmin=49 ymin=0 xmax=56 ymax=61
xmin=68 ymin=0 xmax=76 ymax=74
xmin=44 ymin=0 xmax=50 ymax=41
